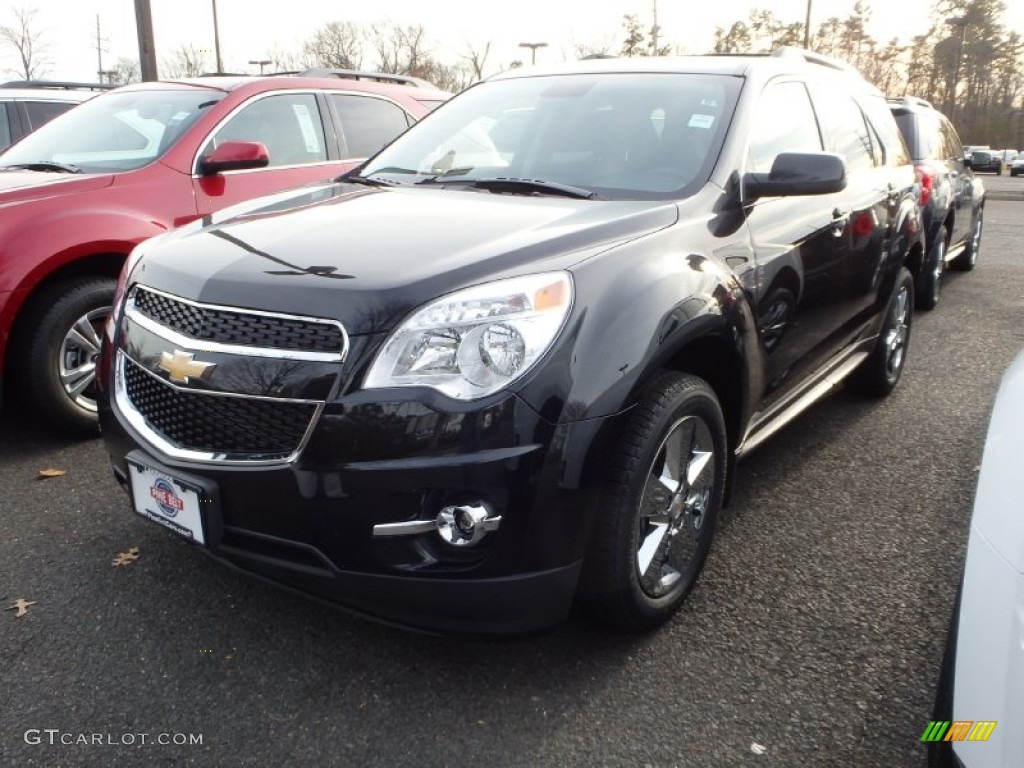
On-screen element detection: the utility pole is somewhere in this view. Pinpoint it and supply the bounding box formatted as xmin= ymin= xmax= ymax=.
xmin=804 ymin=0 xmax=813 ymax=49
xmin=651 ymin=0 xmax=660 ymax=55
xmin=212 ymin=0 xmax=224 ymax=74
xmin=133 ymin=0 xmax=158 ymax=81
xmin=95 ymin=15 xmax=107 ymax=82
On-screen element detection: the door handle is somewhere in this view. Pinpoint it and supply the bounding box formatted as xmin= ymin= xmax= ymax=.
xmin=831 ymin=208 xmax=849 ymax=237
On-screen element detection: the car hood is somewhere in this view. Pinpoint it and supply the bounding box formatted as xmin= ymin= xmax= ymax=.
xmin=130 ymin=182 xmax=679 ymax=335
xmin=0 ymin=169 xmax=114 ymax=203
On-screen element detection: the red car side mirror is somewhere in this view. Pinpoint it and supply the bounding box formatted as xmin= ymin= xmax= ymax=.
xmin=199 ymin=141 xmax=269 ymax=175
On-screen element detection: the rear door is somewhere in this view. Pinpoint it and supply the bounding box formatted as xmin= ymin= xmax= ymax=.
xmin=940 ymin=118 xmax=973 ymax=249
xmin=809 ymin=85 xmax=893 ymax=327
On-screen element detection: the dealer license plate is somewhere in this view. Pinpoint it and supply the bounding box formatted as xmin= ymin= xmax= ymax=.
xmin=128 ymin=461 xmax=206 ymax=544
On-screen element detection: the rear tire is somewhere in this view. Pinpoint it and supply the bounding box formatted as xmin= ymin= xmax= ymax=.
xmin=10 ymin=277 xmax=115 ymax=434
xmin=855 ymin=268 xmax=914 ymax=397
xmin=579 ymin=373 xmax=727 ymax=631
xmin=916 ymin=228 xmax=945 ymax=311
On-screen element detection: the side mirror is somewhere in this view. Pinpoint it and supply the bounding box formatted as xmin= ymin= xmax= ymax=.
xmin=199 ymin=141 xmax=269 ymax=175
xmin=963 ymin=156 xmax=973 ymax=168
xmin=744 ymin=152 xmax=847 ymax=201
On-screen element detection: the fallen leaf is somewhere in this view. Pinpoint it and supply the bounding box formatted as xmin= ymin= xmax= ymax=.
xmin=751 ymin=742 xmax=767 ymax=755
xmin=111 ymin=547 xmax=141 ymax=567
xmin=37 ymin=468 xmax=66 ymax=480
xmin=6 ymin=598 xmax=36 ymax=618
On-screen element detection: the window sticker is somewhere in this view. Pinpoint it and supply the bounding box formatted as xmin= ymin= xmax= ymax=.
xmin=688 ymin=114 xmax=715 ymax=129
xmin=291 ymin=103 xmax=321 ymax=153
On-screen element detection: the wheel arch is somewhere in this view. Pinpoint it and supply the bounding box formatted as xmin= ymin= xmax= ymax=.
xmin=3 ymin=253 xmax=125 ymax=378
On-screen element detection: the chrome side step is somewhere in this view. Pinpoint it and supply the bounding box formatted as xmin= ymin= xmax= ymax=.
xmin=736 ymin=349 xmax=870 ymax=458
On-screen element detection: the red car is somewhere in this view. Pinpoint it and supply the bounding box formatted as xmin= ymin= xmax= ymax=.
xmin=0 ymin=71 xmax=448 ymax=431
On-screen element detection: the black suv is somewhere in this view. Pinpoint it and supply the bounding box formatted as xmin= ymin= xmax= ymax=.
xmin=888 ymin=97 xmax=985 ymax=308
xmin=99 ymin=50 xmax=924 ymax=634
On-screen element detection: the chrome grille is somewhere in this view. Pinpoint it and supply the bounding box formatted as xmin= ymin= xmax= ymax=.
xmin=122 ymin=357 xmax=316 ymax=457
xmin=132 ymin=287 xmax=344 ymax=353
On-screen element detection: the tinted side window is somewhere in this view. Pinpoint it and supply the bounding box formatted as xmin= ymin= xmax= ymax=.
xmin=811 ymin=89 xmax=874 ymax=172
xmin=941 ymin=119 xmax=963 ymax=163
xmin=0 ymin=103 xmax=10 ymax=148
xmin=202 ymin=94 xmax=327 ymax=168
xmin=24 ymin=100 xmax=73 ymax=130
xmin=748 ymin=81 xmax=822 ymax=173
xmin=331 ymin=95 xmax=411 ymax=159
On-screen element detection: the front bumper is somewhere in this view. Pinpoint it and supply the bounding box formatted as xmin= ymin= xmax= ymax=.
xmin=100 ymin=382 xmax=620 ymax=634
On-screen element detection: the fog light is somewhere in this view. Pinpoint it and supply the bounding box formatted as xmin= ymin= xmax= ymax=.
xmin=436 ymin=503 xmax=501 ymax=547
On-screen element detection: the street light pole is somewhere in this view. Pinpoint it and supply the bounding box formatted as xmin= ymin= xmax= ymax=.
xmin=211 ymin=0 xmax=224 ymax=74
xmin=249 ymin=59 xmax=272 ymax=75
xmin=945 ymin=16 xmax=968 ymax=122
xmin=518 ymin=42 xmax=548 ymax=66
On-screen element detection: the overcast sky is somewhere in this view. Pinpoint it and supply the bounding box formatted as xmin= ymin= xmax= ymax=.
xmin=3 ymin=0 xmax=1023 ymax=82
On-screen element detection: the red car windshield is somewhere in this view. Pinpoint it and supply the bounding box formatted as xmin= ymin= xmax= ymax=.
xmin=0 ymin=89 xmax=223 ymax=173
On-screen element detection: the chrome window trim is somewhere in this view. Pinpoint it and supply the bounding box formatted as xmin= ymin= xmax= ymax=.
xmin=114 ymin=352 xmax=324 ymax=466
xmin=128 ymin=284 xmax=349 ymax=362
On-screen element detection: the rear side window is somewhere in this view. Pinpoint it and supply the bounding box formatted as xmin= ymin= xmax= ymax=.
xmin=748 ymin=81 xmax=822 ymax=174
xmin=0 ymin=102 xmax=10 ymax=147
xmin=331 ymin=94 xmax=411 ymax=159
xmin=24 ymin=100 xmax=73 ymax=130
xmin=892 ymin=112 xmax=918 ymax=158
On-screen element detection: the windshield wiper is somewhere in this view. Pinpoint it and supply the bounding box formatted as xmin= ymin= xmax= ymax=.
xmin=4 ymin=161 xmax=82 ymax=174
xmin=335 ymin=166 xmax=420 ymax=185
xmin=416 ymin=176 xmax=603 ymax=200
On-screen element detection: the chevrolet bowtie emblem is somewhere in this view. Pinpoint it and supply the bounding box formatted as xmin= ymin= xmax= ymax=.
xmin=158 ymin=350 xmax=216 ymax=384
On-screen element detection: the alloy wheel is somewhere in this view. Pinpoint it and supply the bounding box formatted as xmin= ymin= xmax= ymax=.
xmin=635 ymin=414 xmax=716 ymax=598
xmin=58 ymin=307 xmax=109 ymax=413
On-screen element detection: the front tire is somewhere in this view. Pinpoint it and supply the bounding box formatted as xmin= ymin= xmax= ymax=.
xmin=579 ymin=373 xmax=727 ymax=631
xmin=855 ymin=268 xmax=914 ymax=397
xmin=11 ymin=277 xmax=115 ymax=434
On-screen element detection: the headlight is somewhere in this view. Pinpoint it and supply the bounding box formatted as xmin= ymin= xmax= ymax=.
xmin=364 ymin=272 xmax=573 ymax=399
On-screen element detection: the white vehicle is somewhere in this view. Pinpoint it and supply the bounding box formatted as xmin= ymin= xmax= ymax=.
xmin=1009 ymin=155 xmax=1024 ymax=177
xmin=932 ymin=350 xmax=1024 ymax=767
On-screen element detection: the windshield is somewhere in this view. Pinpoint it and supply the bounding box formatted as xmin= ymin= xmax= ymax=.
xmin=0 ymin=88 xmax=223 ymax=173
xmin=360 ymin=73 xmax=740 ymax=201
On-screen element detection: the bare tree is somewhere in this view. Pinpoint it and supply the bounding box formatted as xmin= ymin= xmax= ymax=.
xmin=370 ymin=21 xmax=429 ymax=74
xmin=304 ymin=21 xmax=364 ymax=70
xmin=108 ymin=56 xmax=140 ymax=85
xmin=459 ymin=40 xmax=491 ymax=82
xmin=266 ymin=44 xmax=313 ymax=73
xmin=0 ymin=6 xmax=50 ymax=80
xmin=161 ymin=44 xmax=208 ymax=79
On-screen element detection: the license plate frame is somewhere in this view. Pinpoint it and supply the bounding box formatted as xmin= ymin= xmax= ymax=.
xmin=127 ymin=458 xmax=210 ymax=545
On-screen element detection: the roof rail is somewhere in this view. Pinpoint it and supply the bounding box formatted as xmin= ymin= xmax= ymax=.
xmin=770 ymin=47 xmax=860 ymax=75
xmin=0 ymin=80 xmax=115 ymax=91
xmin=298 ymin=68 xmax=428 ymax=87
xmin=886 ymin=95 xmax=935 ymax=109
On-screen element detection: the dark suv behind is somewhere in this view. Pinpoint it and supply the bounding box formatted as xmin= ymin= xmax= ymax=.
xmin=100 ymin=50 xmax=924 ymax=634
xmin=888 ymin=97 xmax=985 ymax=309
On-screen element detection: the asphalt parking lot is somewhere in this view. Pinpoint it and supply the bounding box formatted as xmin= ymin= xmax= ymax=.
xmin=2 ymin=200 xmax=1023 ymax=767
